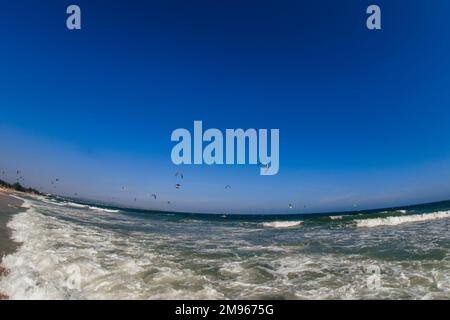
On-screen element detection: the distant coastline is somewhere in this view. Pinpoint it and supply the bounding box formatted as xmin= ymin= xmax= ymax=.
xmin=2 ymin=176 xmax=450 ymax=218
xmin=0 ymin=179 xmax=43 ymax=196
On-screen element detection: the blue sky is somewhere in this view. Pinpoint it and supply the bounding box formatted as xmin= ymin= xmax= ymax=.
xmin=1 ymin=1 xmax=450 ymax=213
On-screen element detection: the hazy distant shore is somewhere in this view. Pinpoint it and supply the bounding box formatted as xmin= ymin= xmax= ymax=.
xmin=0 ymin=190 xmax=25 ymax=300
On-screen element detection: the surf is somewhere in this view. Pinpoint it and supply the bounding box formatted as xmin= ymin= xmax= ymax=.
xmin=262 ymin=221 xmax=303 ymax=228
xmin=355 ymin=210 xmax=450 ymax=227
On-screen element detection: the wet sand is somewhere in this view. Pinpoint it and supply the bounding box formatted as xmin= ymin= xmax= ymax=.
xmin=0 ymin=191 xmax=25 ymax=300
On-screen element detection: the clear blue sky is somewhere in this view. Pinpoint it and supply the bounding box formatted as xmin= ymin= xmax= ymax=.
xmin=1 ymin=1 xmax=450 ymax=213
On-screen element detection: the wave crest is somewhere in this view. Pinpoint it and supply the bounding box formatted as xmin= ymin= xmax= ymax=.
xmin=262 ymin=221 xmax=303 ymax=228
xmin=356 ymin=211 xmax=450 ymax=228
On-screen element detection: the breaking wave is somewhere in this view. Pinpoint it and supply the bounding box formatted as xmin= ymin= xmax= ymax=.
xmin=87 ymin=206 xmax=120 ymax=213
xmin=30 ymin=197 xmax=119 ymax=213
xmin=355 ymin=211 xmax=450 ymax=228
xmin=262 ymin=221 xmax=303 ymax=228
xmin=0 ymin=199 xmax=221 ymax=299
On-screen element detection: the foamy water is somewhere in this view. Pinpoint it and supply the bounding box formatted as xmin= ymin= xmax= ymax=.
xmin=2 ymin=196 xmax=450 ymax=299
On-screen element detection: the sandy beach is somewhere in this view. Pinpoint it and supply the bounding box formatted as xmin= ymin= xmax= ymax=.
xmin=0 ymin=190 xmax=25 ymax=300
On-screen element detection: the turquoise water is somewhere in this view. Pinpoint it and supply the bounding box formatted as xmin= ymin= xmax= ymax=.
xmin=1 ymin=195 xmax=450 ymax=299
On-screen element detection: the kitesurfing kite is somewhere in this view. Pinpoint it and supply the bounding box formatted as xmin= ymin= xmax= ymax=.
xmin=175 ymin=172 xmax=184 ymax=179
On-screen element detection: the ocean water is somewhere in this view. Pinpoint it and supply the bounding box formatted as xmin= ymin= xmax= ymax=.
xmin=2 ymin=195 xmax=450 ymax=300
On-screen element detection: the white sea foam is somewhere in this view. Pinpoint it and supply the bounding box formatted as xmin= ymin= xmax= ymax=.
xmin=356 ymin=211 xmax=450 ymax=228
xmin=0 ymin=199 xmax=221 ymax=299
xmin=87 ymin=206 xmax=120 ymax=213
xmin=9 ymin=195 xmax=30 ymax=207
xmin=329 ymin=215 xmax=343 ymax=220
xmin=38 ymin=198 xmax=119 ymax=213
xmin=262 ymin=221 xmax=303 ymax=228
xmin=66 ymin=202 xmax=88 ymax=208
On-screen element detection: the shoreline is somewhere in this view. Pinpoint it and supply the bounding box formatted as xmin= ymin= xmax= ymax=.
xmin=0 ymin=189 xmax=26 ymax=300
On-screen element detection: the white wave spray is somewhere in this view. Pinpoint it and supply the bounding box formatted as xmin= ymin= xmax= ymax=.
xmin=262 ymin=221 xmax=303 ymax=228
xmin=356 ymin=211 xmax=450 ymax=228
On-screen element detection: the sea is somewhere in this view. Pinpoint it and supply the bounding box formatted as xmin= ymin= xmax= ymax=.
xmin=1 ymin=194 xmax=450 ymax=300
